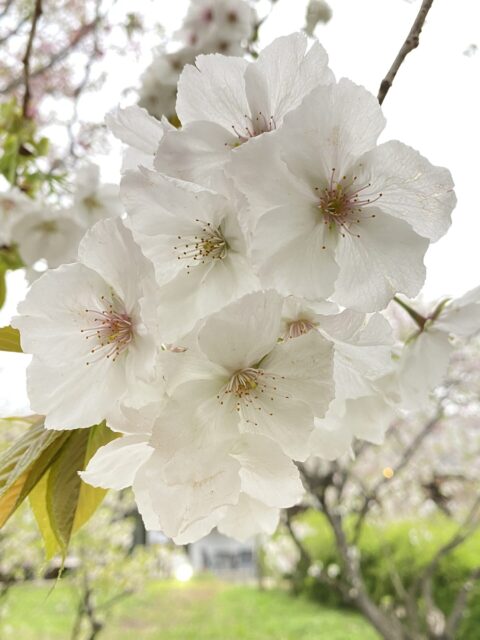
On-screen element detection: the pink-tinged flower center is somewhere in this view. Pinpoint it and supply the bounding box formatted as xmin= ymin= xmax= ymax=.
xmin=173 ymin=219 xmax=228 ymax=273
xmin=316 ymin=169 xmax=382 ymax=240
xmin=230 ymin=112 xmax=277 ymax=146
xmin=285 ymin=319 xmax=317 ymax=340
xmin=81 ymin=296 xmax=134 ymax=365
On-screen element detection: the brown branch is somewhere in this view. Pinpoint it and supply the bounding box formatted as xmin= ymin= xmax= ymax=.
xmin=411 ymin=495 xmax=480 ymax=637
xmin=444 ymin=566 xmax=480 ymax=638
xmin=1 ymin=16 xmax=101 ymax=95
xmin=0 ymin=0 xmax=14 ymax=19
xmin=22 ymin=0 xmax=42 ymax=117
xmin=378 ymin=0 xmax=435 ymax=105
xmin=352 ymin=412 xmax=442 ymax=544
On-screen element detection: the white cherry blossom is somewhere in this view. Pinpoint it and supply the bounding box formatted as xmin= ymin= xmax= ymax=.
xmin=154 ymin=33 xmax=334 ymax=189
xmin=121 ymin=168 xmax=258 ymax=342
xmin=12 ymin=218 xmax=158 ymax=429
xmin=228 ymin=79 xmax=456 ymax=311
xmin=163 ymin=291 xmax=334 ymax=460
xmin=176 ymin=0 xmax=257 ymax=50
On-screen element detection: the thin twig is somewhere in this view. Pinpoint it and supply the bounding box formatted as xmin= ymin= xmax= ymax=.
xmin=377 ymin=0 xmax=435 ymax=105
xmin=352 ymin=411 xmax=441 ymax=544
xmin=2 ymin=16 xmax=101 ymax=95
xmin=444 ymin=566 xmax=480 ymax=638
xmin=22 ymin=0 xmax=42 ymax=117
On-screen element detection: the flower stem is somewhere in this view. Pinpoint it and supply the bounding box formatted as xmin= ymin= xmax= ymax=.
xmin=393 ymin=295 xmax=427 ymax=330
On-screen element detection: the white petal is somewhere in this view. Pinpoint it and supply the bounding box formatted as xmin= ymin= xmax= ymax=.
xmin=398 ymin=329 xmax=454 ymax=410
xmin=245 ymin=33 xmax=333 ymax=125
xmin=240 ymin=394 xmax=315 ymax=461
xmin=279 ymin=79 xmax=386 ymax=184
xmin=309 ymin=416 xmax=353 ymax=461
xmin=226 ymin=133 xmax=316 ymax=219
xmin=138 ymin=447 xmax=241 ymax=541
xmin=154 ymin=121 xmax=234 ymax=189
xmin=80 ymin=435 xmax=153 ymax=490
xmin=26 ymin=357 xmax=125 ymax=429
xmin=156 ymin=253 xmax=259 ymax=343
xmin=197 ymin=291 xmax=283 ymax=372
xmin=333 ymin=211 xmax=429 ymax=311
xmin=218 ymin=494 xmax=280 ymax=541
xmin=78 ymin=218 xmax=151 ymax=311
xmin=436 ymin=287 xmax=480 ymax=337
xmin=261 ymin=331 xmax=334 ymax=417
xmin=176 ymin=53 xmax=249 ymax=130
xmin=231 ymin=434 xmax=304 ymax=507
xmin=357 ymin=141 xmax=455 ymax=242
xmin=105 ymin=105 xmax=169 ymax=154
xmin=254 ymin=213 xmax=338 ymax=301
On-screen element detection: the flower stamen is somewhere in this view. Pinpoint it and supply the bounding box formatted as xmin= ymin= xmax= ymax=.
xmin=316 ymin=168 xmax=382 ymax=239
xmin=173 ymin=219 xmax=228 ymax=273
xmin=81 ymin=295 xmax=134 ymax=365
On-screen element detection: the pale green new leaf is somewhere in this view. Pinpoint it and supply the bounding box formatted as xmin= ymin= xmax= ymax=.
xmin=0 ymin=420 xmax=69 ymax=527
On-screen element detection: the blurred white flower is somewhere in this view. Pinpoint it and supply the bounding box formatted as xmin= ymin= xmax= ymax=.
xmin=11 ymin=206 xmax=84 ymax=269
xmin=0 ymin=188 xmax=36 ymax=246
xmin=72 ymin=162 xmax=123 ymax=228
xmin=305 ymin=0 xmax=332 ymax=36
xmin=176 ymin=0 xmax=257 ymax=49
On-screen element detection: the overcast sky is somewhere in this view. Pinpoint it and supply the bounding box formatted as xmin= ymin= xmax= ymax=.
xmin=1 ymin=0 xmax=479 ymax=415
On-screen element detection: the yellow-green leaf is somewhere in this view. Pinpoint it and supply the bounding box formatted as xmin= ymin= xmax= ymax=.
xmin=44 ymin=423 xmax=119 ymax=556
xmin=29 ymin=472 xmax=59 ymax=560
xmin=0 ymin=421 xmax=69 ymax=526
xmin=0 ymin=325 xmax=22 ymax=352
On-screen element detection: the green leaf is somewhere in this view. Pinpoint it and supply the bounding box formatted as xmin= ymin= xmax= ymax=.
xmin=0 ymin=268 xmax=5 ymax=309
xmin=0 ymin=325 xmax=22 ymax=352
xmin=34 ymin=423 xmax=119 ymax=557
xmin=0 ymin=420 xmax=69 ymax=527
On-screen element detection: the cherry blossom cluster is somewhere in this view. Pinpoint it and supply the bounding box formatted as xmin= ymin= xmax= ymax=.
xmin=0 ymin=163 xmax=122 ymax=280
xmin=138 ymin=0 xmax=257 ymax=121
xmin=14 ymin=33 xmax=478 ymax=544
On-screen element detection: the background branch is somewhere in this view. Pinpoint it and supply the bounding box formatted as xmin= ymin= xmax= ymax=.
xmin=378 ymin=0 xmax=435 ymax=105
xmin=22 ymin=0 xmax=43 ymax=117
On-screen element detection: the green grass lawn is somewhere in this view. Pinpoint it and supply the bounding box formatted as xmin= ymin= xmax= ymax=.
xmin=1 ymin=579 xmax=379 ymax=640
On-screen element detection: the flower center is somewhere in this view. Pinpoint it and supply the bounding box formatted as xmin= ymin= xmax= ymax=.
xmin=174 ymin=219 xmax=228 ymax=273
xmin=225 ymin=367 xmax=261 ymax=397
xmin=81 ymin=295 xmax=134 ymax=365
xmin=83 ymin=195 xmax=102 ymax=211
xmin=316 ymin=169 xmax=382 ymax=240
xmin=34 ymin=220 xmax=58 ymax=234
xmin=218 ymin=368 xmax=290 ymax=426
xmin=230 ymin=112 xmax=277 ymax=146
xmin=285 ymin=319 xmax=317 ymax=340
